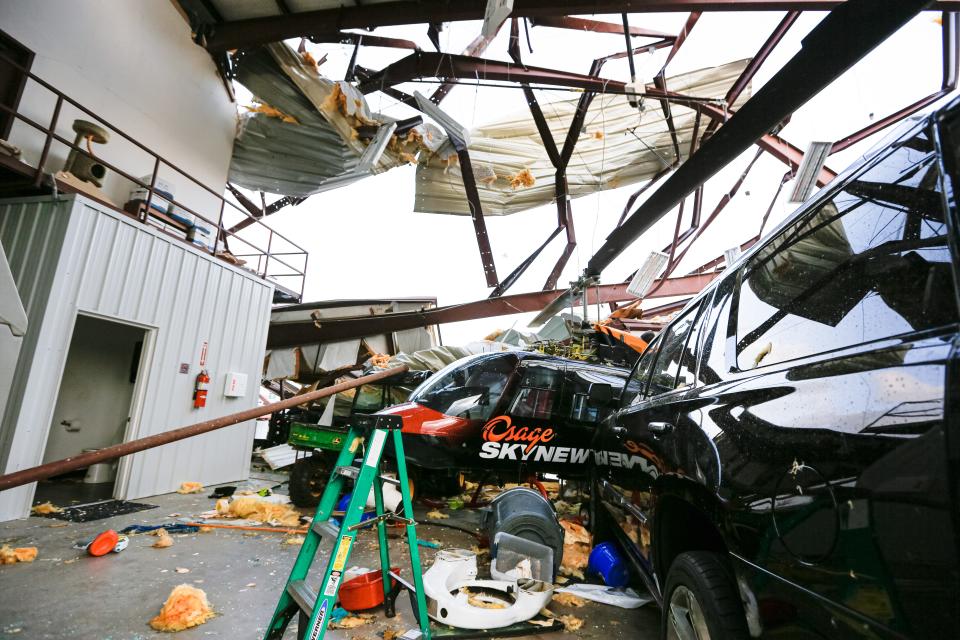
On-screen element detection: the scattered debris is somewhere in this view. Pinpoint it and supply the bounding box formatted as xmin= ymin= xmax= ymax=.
xmin=149 ymin=584 xmax=215 ymax=632
xmin=30 ymin=502 xmax=62 ymax=515
xmin=121 ymin=524 xmax=199 ymax=535
xmin=0 ymin=546 xmax=37 ymax=564
xmin=426 ymin=510 xmax=449 ymax=520
xmin=153 ymin=529 xmax=174 ymax=549
xmin=552 ymin=500 xmax=580 ymax=516
xmin=175 ymin=567 xmax=190 ymax=574
xmin=207 ymin=486 xmax=236 ymax=499
xmin=557 ymin=613 xmax=584 ymax=632
xmin=176 ymin=482 xmax=204 ymax=494
xmin=556 ymin=584 xmax=653 ymax=609
xmin=329 ymin=613 xmax=375 ymax=630
xmin=283 ymin=536 xmax=305 ymax=545
xmin=753 ymin=342 xmax=773 ymax=368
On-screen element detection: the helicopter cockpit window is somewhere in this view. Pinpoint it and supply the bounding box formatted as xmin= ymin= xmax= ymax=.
xmin=563 ymin=367 xmax=627 ymax=423
xmin=508 ymin=362 xmax=563 ymax=419
xmin=410 ymin=354 xmax=519 ymax=421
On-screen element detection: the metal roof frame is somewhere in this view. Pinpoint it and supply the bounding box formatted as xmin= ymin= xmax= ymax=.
xmin=174 ymin=0 xmax=956 ymax=340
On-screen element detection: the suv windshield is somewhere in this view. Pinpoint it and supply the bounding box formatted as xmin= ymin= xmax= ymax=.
xmin=408 ymin=353 xmax=519 ymax=421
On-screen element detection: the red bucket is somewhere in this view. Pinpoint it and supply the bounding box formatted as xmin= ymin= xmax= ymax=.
xmin=339 ymin=567 xmax=399 ymax=611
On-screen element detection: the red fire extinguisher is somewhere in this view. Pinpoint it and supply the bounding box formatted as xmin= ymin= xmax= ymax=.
xmin=193 ymin=369 xmax=210 ymax=409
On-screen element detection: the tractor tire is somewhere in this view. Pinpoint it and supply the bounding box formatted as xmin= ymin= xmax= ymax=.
xmin=288 ymin=454 xmax=332 ymax=508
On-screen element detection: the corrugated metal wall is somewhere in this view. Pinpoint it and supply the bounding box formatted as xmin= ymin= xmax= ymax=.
xmin=0 ymin=195 xmax=274 ymax=520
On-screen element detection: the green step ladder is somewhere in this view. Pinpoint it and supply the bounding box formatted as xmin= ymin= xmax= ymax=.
xmin=264 ymin=414 xmax=431 ymax=640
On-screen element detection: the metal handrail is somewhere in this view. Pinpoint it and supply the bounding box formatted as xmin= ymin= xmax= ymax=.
xmin=0 ymin=52 xmax=307 ymax=299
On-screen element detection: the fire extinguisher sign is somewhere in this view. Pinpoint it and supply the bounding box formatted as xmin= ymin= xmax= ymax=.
xmin=199 ymin=341 xmax=208 ymax=367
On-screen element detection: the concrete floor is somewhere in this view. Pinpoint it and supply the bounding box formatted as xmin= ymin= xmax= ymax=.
xmin=0 ymin=478 xmax=660 ymax=640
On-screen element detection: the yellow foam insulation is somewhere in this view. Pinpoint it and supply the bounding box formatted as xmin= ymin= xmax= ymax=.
xmin=560 ymin=520 xmax=591 ymax=545
xmin=560 ymin=520 xmax=591 ymax=577
xmin=284 ymin=536 xmax=305 ymax=546
xmin=245 ymin=102 xmax=298 ymax=124
xmin=426 ymin=510 xmax=449 ymax=520
xmin=321 ymin=83 xmax=350 ymax=118
xmin=176 ymin=482 xmax=204 ymax=494
xmin=509 ymin=168 xmax=535 ymax=189
xmin=558 ymin=614 xmax=584 ymax=632
xmin=218 ymin=496 xmax=302 ymax=527
xmin=31 ymin=501 xmax=62 ymax=515
xmin=153 ymin=529 xmax=174 ymax=549
xmin=300 ymin=50 xmax=320 ymax=69
xmin=369 ymin=353 xmax=391 ymax=368
xmin=149 ymin=584 xmax=215 ymax=632
xmin=460 ymin=588 xmax=509 ymax=609
xmin=552 ymin=592 xmax=587 ymax=608
xmin=0 ymin=545 xmax=37 ymax=564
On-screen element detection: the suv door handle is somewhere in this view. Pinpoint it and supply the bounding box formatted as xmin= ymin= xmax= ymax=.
xmin=648 ymin=421 xmax=674 ymax=434
xmin=612 ymin=426 xmax=628 ymax=439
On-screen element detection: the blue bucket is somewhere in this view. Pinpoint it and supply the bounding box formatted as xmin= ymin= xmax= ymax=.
xmin=587 ymin=541 xmax=630 ymax=587
xmin=331 ymin=493 xmax=376 ymax=527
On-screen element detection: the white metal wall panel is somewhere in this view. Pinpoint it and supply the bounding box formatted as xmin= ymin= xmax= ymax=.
xmin=0 ymin=200 xmax=72 ymax=519
xmin=0 ymin=195 xmax=273 ymax=519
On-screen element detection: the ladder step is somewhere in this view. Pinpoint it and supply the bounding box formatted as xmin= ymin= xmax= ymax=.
xmin=312 ymin=519 xmax=340 ymax=539
xmin=334 ymin=465 xmax=360 ymax=480
xmin=286 ymin=580 xmax=317 ymax=615
xmin=379 ymin=475 xmax=400 ymax=486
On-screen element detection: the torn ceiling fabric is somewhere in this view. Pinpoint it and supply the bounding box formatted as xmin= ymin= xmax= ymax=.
xmin=414 ymin=59 xmax=751 ymax=216
xmin=230 ymin=43 xmax=442 ymax=197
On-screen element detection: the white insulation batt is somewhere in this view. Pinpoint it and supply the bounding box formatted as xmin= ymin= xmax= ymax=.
xmin=414 ymin=59 xmax=751 ymax=216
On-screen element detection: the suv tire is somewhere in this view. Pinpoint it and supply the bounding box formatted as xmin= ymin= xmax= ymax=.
xmin=661 ymin=551 xmax=749 ymax=640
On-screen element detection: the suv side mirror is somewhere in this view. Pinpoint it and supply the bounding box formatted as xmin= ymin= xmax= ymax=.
xmin=587 ymin=383 xmax=613 ymax=407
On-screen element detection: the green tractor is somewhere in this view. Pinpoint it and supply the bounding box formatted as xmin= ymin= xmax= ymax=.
xmin=283 ymin=370 xmax=431 ymax=507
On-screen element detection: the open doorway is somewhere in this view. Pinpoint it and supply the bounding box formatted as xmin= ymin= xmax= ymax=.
xmin=34 ymin=314 xmax=149 ymax=509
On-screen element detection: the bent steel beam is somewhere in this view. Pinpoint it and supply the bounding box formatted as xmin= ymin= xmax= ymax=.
xmin=267 ymin=274 xmax=716 ymax=347
xmin=588 ymin=0 xmax=928 ymax=279
xmin=529 ymin=15 xmax=676 ymax=39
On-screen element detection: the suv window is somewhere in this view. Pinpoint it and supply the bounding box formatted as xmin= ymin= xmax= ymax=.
xmin=648 ymin=303 xmax=701 ymax=396
xmin=736 ymin=128 xmax=957 ymax=369
xmin=621 ymin=336 xmax=659 ymax=407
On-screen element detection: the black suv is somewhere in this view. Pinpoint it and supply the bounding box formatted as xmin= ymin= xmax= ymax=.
xmin=591 ymin=98 xmax=960 ymax=639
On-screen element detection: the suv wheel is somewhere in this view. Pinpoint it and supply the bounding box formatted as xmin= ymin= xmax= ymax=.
xmin=662 ymin=551 xmax=749 ymax=640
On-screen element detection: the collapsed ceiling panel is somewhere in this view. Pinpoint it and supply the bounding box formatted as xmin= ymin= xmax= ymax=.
xmin=414 ymin=59 xmax=751 ymax=216
xmin=230 ymin=43 xmax=442 ymax=196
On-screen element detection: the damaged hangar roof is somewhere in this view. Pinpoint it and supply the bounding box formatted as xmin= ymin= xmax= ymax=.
xmin=229 ymin=40 xmax=750 ymax=216
xmin=414 ymin=60 xmax=751 ymax=216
